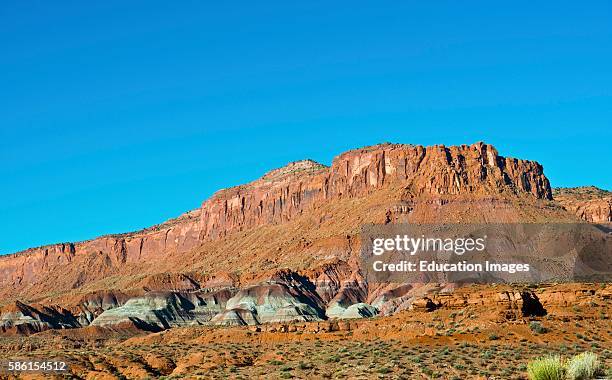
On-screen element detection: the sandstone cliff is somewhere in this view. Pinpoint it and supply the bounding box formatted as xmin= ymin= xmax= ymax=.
xmin=0 ymin=142 xmax=556 ymax=296
xmin=0 ymin=142 xmax=587 ymax=334
xmin=199 ymin=142 xmax=552 ymax=240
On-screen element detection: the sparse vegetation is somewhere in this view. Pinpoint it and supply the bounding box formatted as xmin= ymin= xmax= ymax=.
xmin=530 ymin=321 xmax=548 ymax=334
xmin=1 ymin=289 xmax=609 ymax=379
xmin=527 ymin=355 xmax=565 ymax=380
xmin=527 ymin=352 xmax=606 ymax=380
xmin=566 ymin=352 xmax=604 ymax=380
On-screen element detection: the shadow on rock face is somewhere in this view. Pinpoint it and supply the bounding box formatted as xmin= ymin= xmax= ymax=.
xmin=521 ymin=291 xmax=547 ymax=317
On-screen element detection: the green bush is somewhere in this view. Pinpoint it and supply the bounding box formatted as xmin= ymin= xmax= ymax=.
xmin=529 ymin=321 xmax=548 ymax=334
xmin=481 ymin=350 xmax=493 ymax=359
xmin=566 ymin=352 xmax=604 ymax=380
xmin=526 ymin=352 xmax=606 ymax=380
xmin=297 ymin=362 xmax=312 ymax=370
xmin=324 ymin=355 xmax=340 ymax=363
xmin=527 ymin=356 xmax=564 ymax=380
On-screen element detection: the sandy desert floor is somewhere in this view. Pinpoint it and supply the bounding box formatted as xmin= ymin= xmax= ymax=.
xmin=1 ymin=288 xmax=610 ymax=380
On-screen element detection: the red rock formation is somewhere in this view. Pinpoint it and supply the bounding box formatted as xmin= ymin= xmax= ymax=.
xmin=0 ymin=142 xmax=555 ymax=300
xmin=199 ymin=143 xmax=552 ymax=240
xmin=554 ymin=186 xmax=612 ymax=223
xmin=0 ymin=210 xmax=202 ymax=292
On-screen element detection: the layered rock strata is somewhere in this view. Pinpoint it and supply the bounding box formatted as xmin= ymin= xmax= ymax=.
xmin=0 ymin=142 xmax=553 ymax=293
xmin=0 ymin=142 xmax=584 ymax=334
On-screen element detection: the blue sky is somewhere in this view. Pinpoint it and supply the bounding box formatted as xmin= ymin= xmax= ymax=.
xmin=1 ymin=1 xmax=611 ymax=254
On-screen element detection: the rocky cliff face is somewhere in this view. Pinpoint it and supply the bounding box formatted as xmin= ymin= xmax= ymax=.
xmin=0 ymin=142 xmax=576 ymax=335
xmin=199 ymin=142 xmax=552 ymax=240
xmin=554 ymin=186 xmax=612 ymax=223
xmin=0 ymin=142 xmax=553 ymax=295
xmin=0 ymin=210 xmax=203 ymax=292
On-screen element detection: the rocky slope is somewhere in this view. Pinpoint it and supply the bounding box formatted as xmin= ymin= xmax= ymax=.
xmin=554 ymin=186 xmax=612 ymax=223
xmin=1 ymin=283 xmax=609 ymax=379
xmin=0 ymin=142 xmax=597 ymax=335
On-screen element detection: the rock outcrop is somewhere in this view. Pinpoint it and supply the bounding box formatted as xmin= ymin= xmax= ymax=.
xmin=0 ymin=301 xmax=80 ymax=334
xmin=219 ymin=282 xmax=325 ymax=325
xmin=554 ymin=186 xmax=612 ymax=223
xmin=90 ymin=289 xmax=234 ymax=330
xmin=327 ymin=303 xmax=378 ymax=319
xmin=199 ymin=143 xmax=552 ymax=240
xmin=0 ymin=211 xmax=203 ymax=290
xmin=0 ymin=142 xmax=555 ymax=297
xmin=0 ymin=142 xmax=588 ymax=335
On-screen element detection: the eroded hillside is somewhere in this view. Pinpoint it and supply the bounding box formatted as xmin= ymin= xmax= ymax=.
xmin=0 ymin=142 xmax=601 ymax=336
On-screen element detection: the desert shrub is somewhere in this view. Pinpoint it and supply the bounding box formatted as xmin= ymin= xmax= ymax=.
xmin=530 ymin=321 xmax=548 ymax=334
xmin=324 ymin=355 xmax=340 ymax=363
xmin=297 ymin=362 xmax=312 ymax=370
xmin=481 ymin=350 xmax=493 ymax=359
xmin=377 ymin=367 xmax=391 ymax=374
xmin=565 ymin=352 xmax=604 ymax=380
xmin=421 ymin=366 xmax=433 ymax=376
xmin=527 ymin=356 xmax=564 ymax=380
